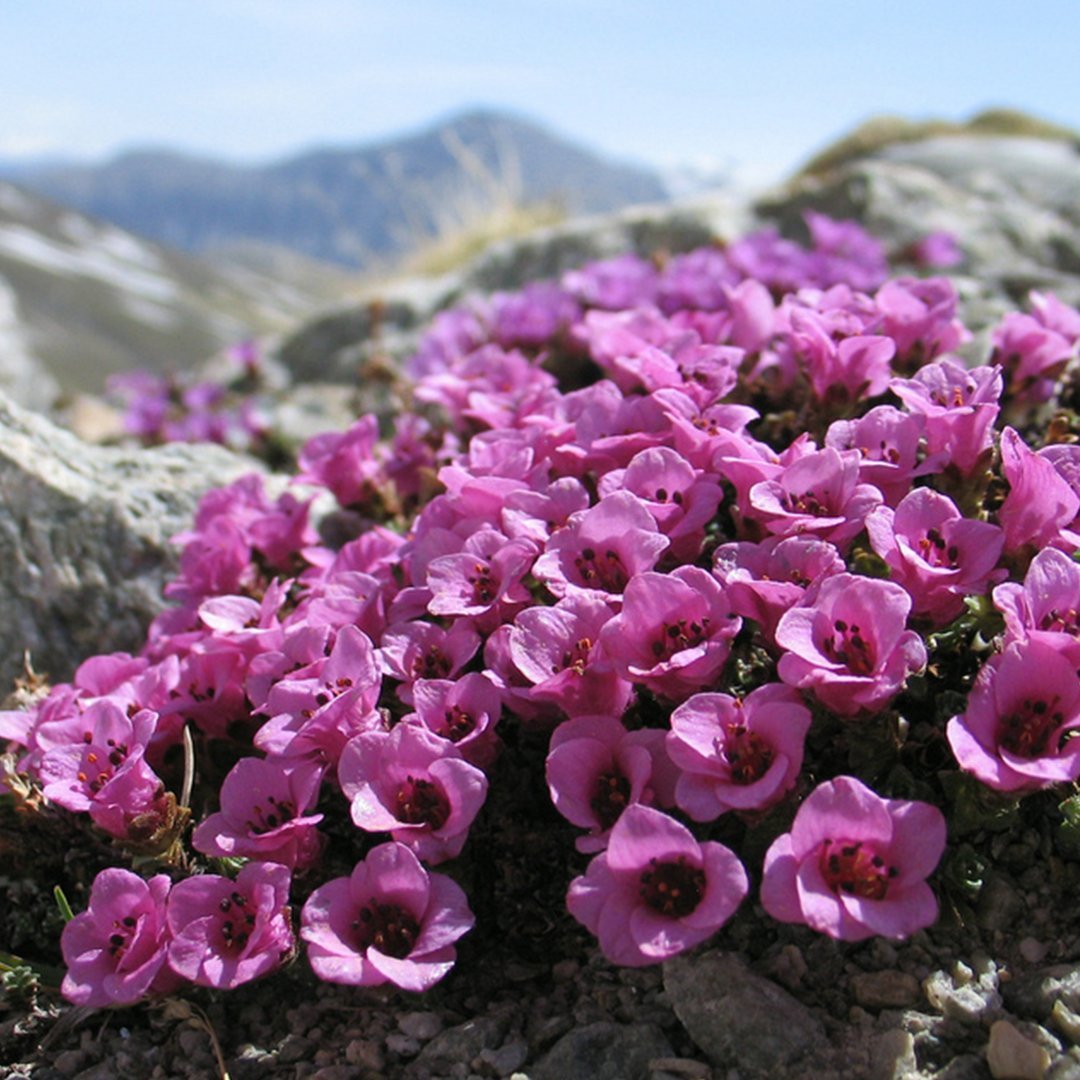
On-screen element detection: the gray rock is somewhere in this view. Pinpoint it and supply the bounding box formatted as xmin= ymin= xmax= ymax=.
xmin=1003 ymin=965 xmax=1080 ymax=1022
xmin=664 ymin=950 xmax=825 ymax=1073
xmin=408 ymin=1016 xmax=510 ymax=1075
xmin=0 ymin=390 xmax=263 ymax=688
xmin=528 ymin=1021 xmax=673 ymax=1080
xmin=273 ymin=195 xmax=753 ymax=388
xmin=923 ymin=969 xmax=1002 ymax=1025
xmin=758 ymin=135 xmax=1080 ymax=316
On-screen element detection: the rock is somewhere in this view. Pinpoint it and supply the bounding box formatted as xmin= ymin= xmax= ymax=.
xmin=924 ymin=968 xmax=1003 ymax=1025
xmin=977 ymin=875 xmax=1026 ymax=932
xmin=664 ymin=951 xmax=825 ymax=1073
xmin=0 ymin=390 xmax=263 ymax=688
xmin=273 ymin=195 xmax=753 ymax=388
xmin=852 ymin=971 xmax=924 ymax=1010
xmin=987 ymin=1019 xmax=1051 ymax=1080
xmin=528 ymin=1021 xmax=673 ymax=1080
xmin=1050 ymin=1001 xmax=1080 ymax=1047
xmin=396 ymin=1011 xmax=443 ymax=1041
xmin=869 ymin=1029 xmax=919 ymax=1080
xmin=758 ymin=136 xmax=1080 ymax=313
xmin=476 ymin=1036 xmax=529 ymax=1077
xmin=1004 ymin=966 xmax=1080 ymax=1022
xmin=408 ymin=1016 xmax=510 ymax=1075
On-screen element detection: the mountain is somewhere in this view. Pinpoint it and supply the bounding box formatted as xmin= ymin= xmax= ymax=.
xmin=1 ymin=110 xmax=669 ymax=270
xmin=0 ymin=181 xmax=358 ymax=400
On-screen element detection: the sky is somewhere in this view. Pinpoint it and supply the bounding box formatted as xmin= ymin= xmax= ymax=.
xmin=3 ymin=0 xmax=1080 ymax=186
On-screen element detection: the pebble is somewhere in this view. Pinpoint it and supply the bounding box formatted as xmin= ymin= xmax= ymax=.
xmin=1004 ymin=966 xmax=1080 ymax=1021
xmin=476 ymin=1036 xmax=529 ymax=1076
xmin=924 ymin=968 xmax=1002 ymax=1025
xmin=869 ymin=1029 xmax=917 ymax=1080
xmin=1021 ymin=939 xmax=1050 ymax=964
xmin=664 ymin=951 xmax=825 ymax=1072
xmin=398 ymin=1011 xmax=444 ymax=1041
xmin=1051 ymin=1001 xmax=1080 ymax=1047
xmin=529 ymin=1021 xmax=673 ymax=1080
xmin=978 ymin=875 xmax=1025 ymax=932
xmin=279 ymin=1036 xmax=315 ymax=1064
xmin=385 ymin=1033 xmax=421 ymax=1057
xmin=987 ymin=1019 xmax=1051 ymax=1080
xmin=52 ymin=1049 xmax=86 ymax=1076
xmin=411 ymin=1016 xmax=510 ymax=1073
xmin=343 ymin=1038 xmax=384 ymax=1073
xmin=852 ymin=970 xmax=923 ymax=1010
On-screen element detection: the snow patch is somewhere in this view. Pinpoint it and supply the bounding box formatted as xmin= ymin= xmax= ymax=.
xmin=0 ymin=223 xmax=178 ymax=301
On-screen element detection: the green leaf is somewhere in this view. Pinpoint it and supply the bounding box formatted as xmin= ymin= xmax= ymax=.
xmin=54 ymin=885 xmax=75 ymax=923
xmin=939 ymin=771 xmax=1021 ymax=836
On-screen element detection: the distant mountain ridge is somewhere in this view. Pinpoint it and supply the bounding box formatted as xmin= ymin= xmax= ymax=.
xmin=2 ymin=110 xmax=670 ymax=269
xmin=0 ymin=180 xmax=358 ymax=399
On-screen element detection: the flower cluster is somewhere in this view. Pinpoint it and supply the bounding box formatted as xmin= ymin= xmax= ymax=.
xmin=4 ymin=211 xmax=1080 ymax=1007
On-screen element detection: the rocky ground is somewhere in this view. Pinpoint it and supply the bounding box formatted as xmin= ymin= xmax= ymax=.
xmin=3 ymin=130 xmax=1080 ymax=1079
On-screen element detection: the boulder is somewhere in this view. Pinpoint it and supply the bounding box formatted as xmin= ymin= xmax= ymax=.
xmin=0 ymin=391 xmax=263 ymax=688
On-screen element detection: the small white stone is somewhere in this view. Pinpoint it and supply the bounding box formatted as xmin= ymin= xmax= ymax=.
xmin=986 ymin=1019 xmax=1050 ymax=1080
xmin=1050 ymin=1000 xmax=1080 ymax=1047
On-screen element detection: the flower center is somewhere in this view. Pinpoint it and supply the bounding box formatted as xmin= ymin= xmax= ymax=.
xmin=573 ymin=546 xmax=629 ymax=593
xmin=1039 ymin=607 xmax=1079 ymax=637
xmin=411 ymin=645 xmax=451 ymax=680
xmin=246 ymin=793 xmax=296 ymax=835
xmin=395 ymin=776 xmax=450 ymax=830
xmin=822 ymin=618 xmax=875 ymax=676
xmin=352 ymin=902 xmax=420 ymax=959
xmin=916 ymin=527 xmax=959 ymax=568
xmin=218 ymin=891 xmax=257 ymax=953
xmin=589 ymin=768 xmax=631 ymax=830
xmin=998 ymin=695 xmax=1065 ymax=758
xmin=819 ymin=839 xmax=896 ymax=899
xmin=639 ymin=856 xmax=706 ymax=918
xmin=466 ymin=561 xmax=497 ymax=606
xmin=720 ymin=722 xmax=774 ymax=784
xmin=106 ymin=915 xmax=139 ymax=960
xmin=784 ymin=489 xmax=830 ymax=516
xmin=652 ymin=616 xmax=711 ymax=662
xmin=442 ymin=705 xmax=476 ymax=742
xmin=557 ymin=636 xmax=593 ymax=676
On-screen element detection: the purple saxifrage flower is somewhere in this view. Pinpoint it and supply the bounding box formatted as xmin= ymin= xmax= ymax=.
xmin=300 ymin=841 xmax=474 ymax=990
xmin=166 ymin=862 xmax=294 ymax=989
xmin=776 ymin=574 xmax=927 ymax=717
xmin=61 ymin=869 xmax=176 ymax=1007
xmin=760 ymin=775 xmax=945 ymax=941
xmin=566 ymin=804 xmax=747 ymax=967
xmin=667 ymin=684 xmax=812 ymax=819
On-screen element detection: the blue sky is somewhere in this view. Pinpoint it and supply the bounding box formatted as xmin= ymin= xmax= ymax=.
xmin=3 ymin=1 xmax=1080 ymax=184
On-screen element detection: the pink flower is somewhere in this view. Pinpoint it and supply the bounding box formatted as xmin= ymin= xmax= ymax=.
xmin=747 ymin=447 xmax=882 ymax=551
xmin=409 ymin=673 xmax=503 ymax=768
xmin=993 ymin=547 xmax=1080 ymax=664
xmin=546 ymin=715 xmax=676 ymax=852
xmin=339 ymin=723 xmax=488 ymax=864
xmin=191 ymin=757 xmax=325 ymax=869
xmin=61 ymin=869 xmax=176 ymax=1007
xmin=506 ymin=595 xmax=631 ymax=719
xmin=946 ymin=640 xmax=1080 ymax=792
xmin=297 ymin=415 xmax=384 ymax=507
xmin=166 ymin=862 xmax=294 ymax=989
xmin=597 ymin=567 xmax=741 ymax=699
xmin=890 ymin=360 xmax=1001 ymax=476
xmin=991 ymin=311 xmax=1073 ymax=403
xmin=713 ymin=535 xmax=845 ymax=646
xmin=667 ymin=685 xmax=812 ymax=819
xmin=776 ymin=574 xmax=927 ymax=717
xmin=533 ymin=491 xmax=669 ymax=601
xmin=997 ymin=427 xmax=1080 ymax=556
xmin=865 ymin=488 xmax=1005 ymax=625
xmin=566 ymin=804 xmax=748 ymax=967
xmin=824 ymin=405 xmax=933 ymax=506
xmin=300 ymin=841 xmax=474 ymax=990
xmin=760 ymin=775 xmax=945 ymax=941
